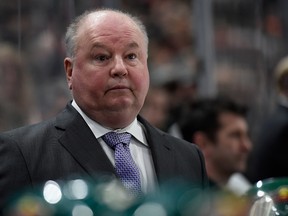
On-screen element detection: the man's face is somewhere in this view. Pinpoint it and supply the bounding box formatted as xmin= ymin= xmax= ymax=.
xmin=208 ymin=112 xmax=252 ymax=176
xmin=64 ymin=12 xmax=149 ymax=128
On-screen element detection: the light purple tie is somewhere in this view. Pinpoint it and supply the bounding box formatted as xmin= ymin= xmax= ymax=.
xmin=102 ymin=132 xmax=142 ymax=197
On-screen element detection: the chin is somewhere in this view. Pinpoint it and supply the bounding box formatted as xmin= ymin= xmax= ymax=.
xmin=111 ymin=98 xmax=140 ymax=109
xmin=112 ymin=100 xmax=131 ymax=108
xmin=109 ymin=103 xmax=136 ymax=114
xmin=237 ymin=165 xmax=246 ymax=173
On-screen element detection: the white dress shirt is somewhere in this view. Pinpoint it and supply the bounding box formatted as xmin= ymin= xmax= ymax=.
xmin=71 ymin=100 xmax=157 ymax=193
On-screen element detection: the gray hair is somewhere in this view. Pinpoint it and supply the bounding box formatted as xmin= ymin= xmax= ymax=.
xmin=65 ymin=8 xmax=149 ymax=58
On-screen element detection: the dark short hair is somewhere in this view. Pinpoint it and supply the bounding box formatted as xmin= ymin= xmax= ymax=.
xmin=179 ymin=97 xmax=248 ymax=143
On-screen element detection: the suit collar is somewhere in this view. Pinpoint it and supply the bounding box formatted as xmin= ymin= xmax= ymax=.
xmin=55 ymin=103 xmax=176 ymax=184
xmin=55 ymin=103 xmax=116 ymax=179
xmin=71 ymin=100 xmax=147 ymax=146
xmin=137 ymin=116 xmax=176 ymax=183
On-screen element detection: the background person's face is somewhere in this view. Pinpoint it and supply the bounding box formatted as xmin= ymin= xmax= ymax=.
xmin=209 ymin=112 xmax=252 ymax=176
xmin=65 ymin=12 xmax=149 ymax=127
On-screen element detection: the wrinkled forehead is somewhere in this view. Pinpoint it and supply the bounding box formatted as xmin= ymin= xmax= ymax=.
xmin=78 ymin=11 xmax=145 ymax=43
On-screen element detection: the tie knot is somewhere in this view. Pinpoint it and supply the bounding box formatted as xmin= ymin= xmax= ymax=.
xmin=102 ymin=132 xmax=132 ymax=149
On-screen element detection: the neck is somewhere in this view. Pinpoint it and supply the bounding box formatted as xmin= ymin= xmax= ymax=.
xmin=205 ymin=160 xmax=231 ymax=187
xmin=92 ymin=110 xmax=137 ymax=129
xmin=71 ymin=100 xmax=137 ymax=129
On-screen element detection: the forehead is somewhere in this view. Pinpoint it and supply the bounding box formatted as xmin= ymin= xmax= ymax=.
xmin=218 ymin=112 xmax=247 ymax=129
xmin=77 ymin=12 xmax=145 ymax=46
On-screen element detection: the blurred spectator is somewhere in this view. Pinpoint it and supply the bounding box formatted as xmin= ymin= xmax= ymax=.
xmin=247 ymin=56 xmax=288 ymax=183
xmin=147 ymin=0 xmax=197 ymax=92
xmin=26 ymin=27 xmax=71 ymax=119
xmin=0 ymin=43 xmax=39 ymax=131
xmin=140 ymin=86 xmax=170 ymax=131
xmin=178 ymin=97 xmax=252 ymax=194
xmin=143 ymin=0 xmax=199 ymax=134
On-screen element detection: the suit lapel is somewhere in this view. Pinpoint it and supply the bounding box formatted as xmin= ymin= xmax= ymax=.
xmin=56 ymin=104 xmax=115 ymax=178
xmin=54 ymin=105 xmax=176 ymax=184
xmin=138 ymin=116 xmax=176 ymax=183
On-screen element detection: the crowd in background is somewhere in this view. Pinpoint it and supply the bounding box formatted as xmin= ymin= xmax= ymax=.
xmin=1 ymin=0 xmax=288 ymax=193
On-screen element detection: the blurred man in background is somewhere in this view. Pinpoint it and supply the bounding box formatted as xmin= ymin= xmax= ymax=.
xmin=179 ymin=97 xmax=252 ymax=194
xmin=248 ymin=56 xmax=288 ymax=183
xmin=0 ymin=43 xmax=39 ymax=131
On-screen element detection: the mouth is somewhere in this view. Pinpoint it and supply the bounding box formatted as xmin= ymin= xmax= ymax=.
xmin=106 ymin=85 xmax=131 ymax=93
xmin=111 ymin=85 xmax=129 ymax=89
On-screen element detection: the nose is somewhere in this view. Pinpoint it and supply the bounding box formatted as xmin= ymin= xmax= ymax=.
xmin=111 ymin=56 xmax=128 ymax=77
xmin=240 ymin=137 xmax=252 ymax=153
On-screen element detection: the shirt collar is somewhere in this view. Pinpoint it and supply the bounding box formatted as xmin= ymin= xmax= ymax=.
xmin=71 ymin=100 xmax=147 ymax=146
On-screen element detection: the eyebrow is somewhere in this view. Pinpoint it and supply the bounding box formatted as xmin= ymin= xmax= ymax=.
xmin=91 ymin=42 xmax=108 ymax=50
xmin=91 ymin=41 xmax=140 ymax=50
xmin=126 ymin=42 xmax=140 ymax=49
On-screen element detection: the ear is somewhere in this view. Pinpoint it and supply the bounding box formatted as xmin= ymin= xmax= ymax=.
xmin=193 ymin=131 xmax=213 ymax=157
xmin=64 ymin=57 xmax=73 ymax=90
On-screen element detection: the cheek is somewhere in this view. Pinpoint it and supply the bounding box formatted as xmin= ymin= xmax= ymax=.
xmin=141 ymin=69 xmax=150 ymax=90
xmin=223 ymin=140 xmax=237 ymax=153
xmin=132 ymin=69 xmax=149 ymax=93
xmin=72 ymin=70 xmax=103 ymax=97
xmin=218 ymin=133 xmax=237 ymax=150
xmin=74 ymin=62 xmax=106 ymax=86
xmin=141 ymin=78 xmax=150 ymax=103
xmin=215 ymin=138 xmax=235 ymax=155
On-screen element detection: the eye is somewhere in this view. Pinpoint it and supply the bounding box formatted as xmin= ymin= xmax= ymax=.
xmin=229 ymin=131 xmax=242 ymax=139
xmin=126 ymin=53 xmax=137 ymax=60
xmin=94 ymin=55 xmax=110 ymax=62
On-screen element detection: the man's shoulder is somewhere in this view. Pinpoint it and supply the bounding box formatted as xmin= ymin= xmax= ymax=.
xmin=139 ymin=117 xmax=200 ymax=152
xmin=0 ymin=117 xmax=57 ymax=144
xmin=160 ymin=129 xmax=196 ymax=147
xmin=1 ymin=103 xmax=78 ymax=140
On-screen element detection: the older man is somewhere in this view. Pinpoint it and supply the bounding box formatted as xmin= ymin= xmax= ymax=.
xmin=0 ymin=9 xmax=207 ymax=208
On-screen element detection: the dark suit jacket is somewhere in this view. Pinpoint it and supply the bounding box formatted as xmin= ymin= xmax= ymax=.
xmin=247 ymin=104 xmax=288 ymax=183
xmin=0 ymin=103 xmax=208 ymax=208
